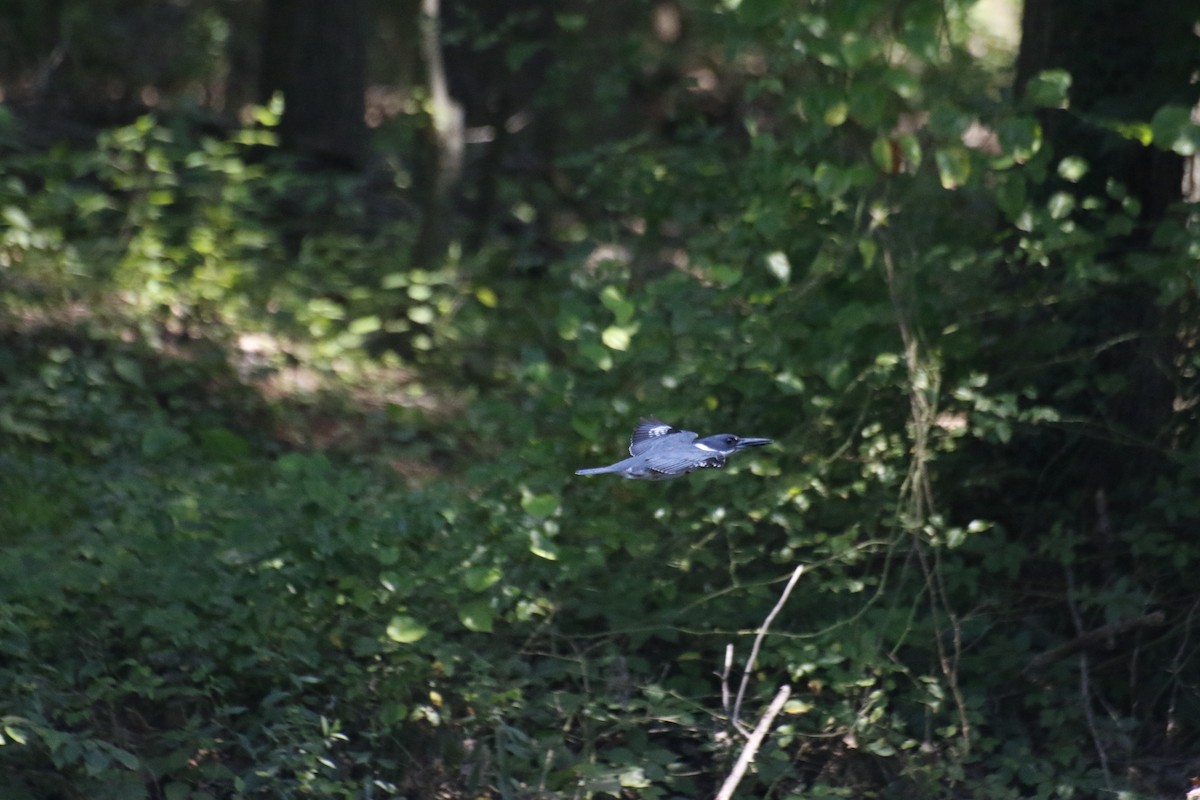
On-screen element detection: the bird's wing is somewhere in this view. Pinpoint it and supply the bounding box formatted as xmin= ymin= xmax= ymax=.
xmin=645 ymin=452 xmax=725 ymax=477
xmin=629 ymin=419 xmax=695 ymax=455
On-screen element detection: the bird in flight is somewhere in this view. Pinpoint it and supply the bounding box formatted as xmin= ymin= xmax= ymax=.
xmin=575 ymin=419 xmax=772 ymax=480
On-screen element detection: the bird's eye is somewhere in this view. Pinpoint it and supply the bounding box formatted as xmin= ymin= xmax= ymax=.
xmin=726 ymin=436 xmax=738 ymax=445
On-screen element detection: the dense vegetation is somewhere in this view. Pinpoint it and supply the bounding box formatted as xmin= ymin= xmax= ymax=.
xmin=1 ymin=1 xmax=1199 ymax=798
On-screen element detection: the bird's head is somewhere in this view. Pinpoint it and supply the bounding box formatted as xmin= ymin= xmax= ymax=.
xmin=693 ymin=433 xmax=773 ymax=456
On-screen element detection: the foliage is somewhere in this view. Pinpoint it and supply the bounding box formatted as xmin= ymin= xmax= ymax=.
xmin=2 ymin=0 xmax=1200 ymax=798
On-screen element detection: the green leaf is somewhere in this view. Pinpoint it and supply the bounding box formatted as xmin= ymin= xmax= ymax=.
xmin=2 ymin=205 xmax=32 ymax=230
xmin=580 ymin=341 xmax=613 ymax=371
xmin=995 ymin=117 xmax=1041 ymax=164
xmin=407 ymin=306 xmax=436 ymax=324
xmin=197 ymin=427 xmax=250 ymax=462
xmin=458 ymin=600 xmax=495 ymax=632
xmin=706 ymin=264 xmax=743 ymax=285
xmin=348 ymin=315 xmax=381 ymax=335
xmin=529 ymin=529 xmax=559 ymax=561
xmin=1024 ymin=69 xmax=1071 ymax=108
xmin=619 ymin=767 xmax=652 ymax=788
xmin=111 ymin=356 xmax=144 ymax=387
xmin=386 ymin=615 xmax=428 ymax=644
xmin=599 ymin=286 xmax=635 ymax=324
xmin=1149 ymin=104 xmax=1200 ymax=156
xmin=871 ymin=136 xmax=898 ymax=173
xmin=601 ymin=325 xmax=633 ymax=351
xmin=464 ymin=565 xmax=503 ymax=592
xmin=1057 ymin=156 xmax=1088 ymax=182
xmin=1047 ymin=191 xmax=1075 ymax=220
xmin=764 ymin=251 xmax=790 ymax=283
xmin=475 ymin=286 xmax=498 ymax=308
xmin=1109 ymin=120 xmax=1153 ymax=145
xmin=934 ymin=147 xmax=971 ymax=190
xmin=897 ymin=134 xmax=921 ymax=170
xmin=858 ymin=239 xmax=877 ymax=269
xmin=521 ymin=492 xmax=559 ymax=518
xmin=823 ymin=101 xmax=849 ymax=127
xmin=100 ymin=742 xmax=140 ymax=770
xmin=992 ymin=173 xmax=1028 ymax=218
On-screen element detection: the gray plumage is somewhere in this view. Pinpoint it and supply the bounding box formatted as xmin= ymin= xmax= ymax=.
xmin=575 ymin=419 xmax=772 ymax=480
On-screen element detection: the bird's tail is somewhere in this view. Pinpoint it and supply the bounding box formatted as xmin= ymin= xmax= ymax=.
xmin=574 ymin=466 xmax=617 ymax=476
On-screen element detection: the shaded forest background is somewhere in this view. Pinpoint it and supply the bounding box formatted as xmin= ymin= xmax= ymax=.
xmin=1 ymin=0 xmax=1200 ymax=798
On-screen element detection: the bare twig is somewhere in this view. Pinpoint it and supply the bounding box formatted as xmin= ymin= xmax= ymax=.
xmin=715 ymin=685 xmax=792 ymax=800
xmin=1077 ymin=651 xmax=1110 ymax=789
xmin=731 ymin=564 xmax=805 ymax=731
xmin=720 ymin=644 xmax=735 ymax=723
xmin=1063 ymin=567 xmax=1112 ymax=790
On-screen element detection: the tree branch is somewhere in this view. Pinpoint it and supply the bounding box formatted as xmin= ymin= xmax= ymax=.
xmin=715 ymin=684 xmax=791 ymax=800
xmin=732 ymin=564 xmax=805 ymax=731
xmin=1023 ymin=611 xmax=1166 ymax=677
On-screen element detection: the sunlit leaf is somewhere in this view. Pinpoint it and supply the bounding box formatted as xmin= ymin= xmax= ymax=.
xmin=765 ymin=251 xmax=790 ymax=283
xmin=529 ymin=529 xmax=558 ymax=560
xmin=619 ymin=767 xmax=651 ymax=788
xmin=475 ymin=286 xmax=498 ymax=307
xmin=386 ymin=615 xmax=428 ymax=644
xmin=601 ymin=325 xmax=632 ymax=351
xmin=598 ymin=286 xmax=631 ymax=324
xmin=407 ymin=306 xmax=436 ymax=324
xmin=1057 ymin=156 xmax=1088 ymax=182
xmin=823 ymin=101 xmax=849 ymax=127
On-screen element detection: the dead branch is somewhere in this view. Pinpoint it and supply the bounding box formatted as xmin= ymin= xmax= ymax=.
xmin=715 ymin=684 xmax=792 ymax=800
xmin=1023 ymin=611 xmax=1166 ymax=677
xmin=731 ymin=564 xmax=805 ymax=732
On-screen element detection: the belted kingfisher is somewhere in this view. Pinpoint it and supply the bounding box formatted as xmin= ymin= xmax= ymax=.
xmin=575 ymin=419 xmax=772 ymax=480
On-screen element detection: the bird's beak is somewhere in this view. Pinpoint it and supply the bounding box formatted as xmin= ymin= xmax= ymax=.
xmin=735 ymin=437 xmax=773 ymax=450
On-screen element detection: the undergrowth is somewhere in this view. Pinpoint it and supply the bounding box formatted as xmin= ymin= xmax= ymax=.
xmin=2 ymin=8 xmax=1200 ymax=798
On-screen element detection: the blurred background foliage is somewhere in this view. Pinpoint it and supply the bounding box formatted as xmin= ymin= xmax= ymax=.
xmin=1 ymin=0 xmax=1199 ymax=798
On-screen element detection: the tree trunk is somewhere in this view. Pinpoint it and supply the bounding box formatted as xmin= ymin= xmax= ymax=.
xmin=1015 ymin=0 xmax=1195 ymax=224
xmin=411 ymin=0 xmax=464 ymax=268
xmin=1013 ymin=0 xmax=1197 ymax=532
xmin=260 ymin=0 xmax=369 ymax=169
